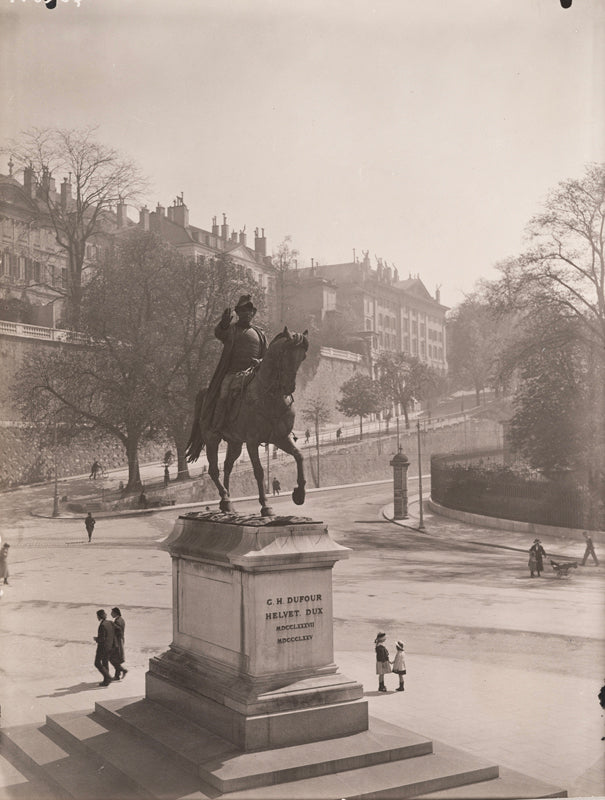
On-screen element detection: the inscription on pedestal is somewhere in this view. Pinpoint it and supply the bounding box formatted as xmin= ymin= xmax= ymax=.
xmin=265 ymin=594 xmax=323 ymax=644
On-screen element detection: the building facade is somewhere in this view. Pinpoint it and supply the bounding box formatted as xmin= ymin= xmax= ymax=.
xmin=284 ymin=252 xmax=448 ymax=373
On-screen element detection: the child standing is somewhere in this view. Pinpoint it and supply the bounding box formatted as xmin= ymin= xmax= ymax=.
xmin=375 ymin=632 xmax=391 ymax=692
xmin=392 ymin=640 xmax=406 ymax=691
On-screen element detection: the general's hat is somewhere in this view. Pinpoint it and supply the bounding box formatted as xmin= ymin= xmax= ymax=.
xmin=235 ymin=294 xmax=257 ymax=313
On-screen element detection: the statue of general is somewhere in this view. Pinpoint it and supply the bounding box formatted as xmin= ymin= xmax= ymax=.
xmin=199 ymin=295 xmax=267 ymax=435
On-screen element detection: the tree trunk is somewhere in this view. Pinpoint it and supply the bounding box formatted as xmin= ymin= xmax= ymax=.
xmin=359 ymin=416 xmax=363 ymax=440
xmin=403 ymin=404 xmax=410 ymax=429
xmin=125 ymin=436 xmax=142 ymax=492
xmin=475 ymin=385 xmax=481 ymax=406
xmin=173 ymin=429 xmax=191 ymax=481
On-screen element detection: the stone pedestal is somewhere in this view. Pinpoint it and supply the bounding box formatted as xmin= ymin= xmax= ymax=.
xmin=146 ymin=512 xmax=367 ymax=751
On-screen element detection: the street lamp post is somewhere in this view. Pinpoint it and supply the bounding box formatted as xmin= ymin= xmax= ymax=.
xmin=52 ymin=422 xmax=59 ymax=518
xmin=416 ymin=420 xmax=425 ymax=531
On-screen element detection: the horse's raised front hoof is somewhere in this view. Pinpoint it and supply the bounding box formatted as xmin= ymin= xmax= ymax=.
xmin=219 ymin=498 xmax=233 ymax=513
xmin=261 ymin=505 xmax=274 ymax=517
xmin=292 ymin=487 xmax=305 ymax=505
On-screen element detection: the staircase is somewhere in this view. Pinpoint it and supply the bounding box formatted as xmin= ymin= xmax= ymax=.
xmin=0 ymin=696 xmax=566 ymax=799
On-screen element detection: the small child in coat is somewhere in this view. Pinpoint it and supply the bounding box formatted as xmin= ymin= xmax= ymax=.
xmin=375 ymin=632 xmax=391 ymax=692
xmin=392 ymin=640 xmax=406 ymax=691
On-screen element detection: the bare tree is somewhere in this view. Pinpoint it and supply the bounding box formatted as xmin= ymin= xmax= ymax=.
xmin=7 ymin=126 xmax=146 ymax=328
xmin=494 ymin=163 xmax=605 ymax=352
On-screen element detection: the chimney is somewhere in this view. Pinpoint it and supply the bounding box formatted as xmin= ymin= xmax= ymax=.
xmin=156 ymin=203 xmax=165 ymax=217
xmin=23 ymin=165 xmax=35 ymax=197
xmin=166 ymin=204 xmax=175 ymax=222
xmin=171 ymin=194 xmax=189 ymax=228
xmin=435 ymin=286 xmax=441 ymax=304
xmin=221 ymin=213 xmax=229 ymax=240
xmin=254 ymin=227 xmax=267 ymax=257
xmin=117 ymin=199 xmax=128 ymax=229
xmin=139 ymin=205 xmax=150 ymax=231
xmin=231 ymin=230 xmax=238 ymax=243
xmin=60 ymin=177 xmax=72 ymax=210
xmin=212 ymin=215 xmax=220 ymax=236
xmin=239 ymin=229 xmax=247 ymax=246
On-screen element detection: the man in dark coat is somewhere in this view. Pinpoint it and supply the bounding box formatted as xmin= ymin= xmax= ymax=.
xmin=581 ymin=532 xmax=599 ymax=566
xmin=200 ymin=295 xmax=267 ymax=435
xmin=109 ymin=607 xmax=128 ymax=680
xmin=93 ymin=609 xmax=114 ymax=686
xmin=85 ymin=512 xmax=96 ymax=543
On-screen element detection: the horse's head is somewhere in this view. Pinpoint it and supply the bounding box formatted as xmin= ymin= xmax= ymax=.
xmin=263 ymin=326 xmax=309 ymax=396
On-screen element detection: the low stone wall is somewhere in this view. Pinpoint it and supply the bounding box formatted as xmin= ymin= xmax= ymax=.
xmin=0 ymin=425 xmax=172 ymax=490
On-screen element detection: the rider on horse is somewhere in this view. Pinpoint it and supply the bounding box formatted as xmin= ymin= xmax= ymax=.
xmin=201 ymin=295 xmax=267 ymax=436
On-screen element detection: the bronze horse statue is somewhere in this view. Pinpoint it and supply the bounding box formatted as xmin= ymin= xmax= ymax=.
xmin=186 ymin=327 xmax=308 ymax=516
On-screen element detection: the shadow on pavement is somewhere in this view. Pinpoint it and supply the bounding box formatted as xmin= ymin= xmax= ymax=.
xmin=37 ymin=681 xmax=101 ymax=697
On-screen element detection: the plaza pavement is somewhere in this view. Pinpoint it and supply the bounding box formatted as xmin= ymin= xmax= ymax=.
xmin=0 ymin=482 xmax=603 ymax=799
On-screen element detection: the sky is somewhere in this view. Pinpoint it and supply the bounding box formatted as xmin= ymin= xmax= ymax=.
xmin=1 ymin=0 xmax=603 ymax=308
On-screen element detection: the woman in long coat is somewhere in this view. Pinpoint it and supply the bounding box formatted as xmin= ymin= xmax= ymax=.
xmin=109 ymin=607 xmax=128 ymax=680
xmin=529 ymin=538 xmax=546 ymax=577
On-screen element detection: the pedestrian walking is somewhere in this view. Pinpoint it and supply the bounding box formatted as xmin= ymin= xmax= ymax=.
xmin=0 ymin=543 xmax=10 ymax=585
xmin=272 ymin=477 xmax=281 ymax=496
xmin=109 ymin=607 xmax=128 ymax=680
xmin=163 ymin=464 xmax=170 ymax=488
xmin=336 ymin=427 xmax=342 ymax=442
xmin=581 ymin=531 xmax=599 ymax=566
xmin=93 ymin=609 xmax=114 ymax=687
xmin=85 ymin=512 xmax=96 ymax=543
xmin=392 ymin=640 xmax=406 ymax=691
xmin=89 ymin=460 xmax=100 ymax=480
xmin=528 ymin=538 xmax=546 ymax=578
xmin=375 ymin=632 xmax=391 ymax=692
xmin=305 ymin=428 xmax=311 ymax=444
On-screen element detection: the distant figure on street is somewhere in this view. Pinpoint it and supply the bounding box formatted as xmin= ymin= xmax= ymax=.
xmin=163 ymin=465 xmax=170 ymax=488
xmin=305 ymin=428 xmax=311 ymax=444
xmin=392 ymin=640 xmax=406 ymax=692
xmin=89 ymin=460 xmax=100 ymax=480
xmin=0 ymin=543 xmax=10 ymax=585
xmin=93 ymin=609 xmax=114 ymax=687
xmin=272 ymin=477 xmax=281 ymax=496
xmin=581 ymin=532 xmax=599 ymax=566
xmin=85 ymin=512 xmax=96 ymax=543
xmin=528 ymin=538 xmax=546 ymax=578
xmin=109 ymin=607 xmax=128 ymax=680
xmin=375 ymin=631 xmax=391 ymax=692
xmin=336 ymin=427 xmax=342 ymax=442
xmin=138 ymin=490 xmax=148 ymax=509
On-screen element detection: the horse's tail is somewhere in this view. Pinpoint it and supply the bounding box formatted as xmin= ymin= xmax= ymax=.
xmin=186 ymin=387 xmax=206 ymax=462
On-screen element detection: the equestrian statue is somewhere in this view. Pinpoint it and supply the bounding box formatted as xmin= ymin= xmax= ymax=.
xmin=186 ymin=295 xmax=308 ymax=516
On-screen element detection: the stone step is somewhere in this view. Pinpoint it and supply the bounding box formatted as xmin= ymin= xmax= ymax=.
xmin=0 ymin=722 xmax=135 ymax=800
xmin=95 ymin=696 xmax=434 ymax=793
xmin=222 ymin=741 xmax=500 ymax=799
xmin=414 ymin=765 xmax=567 ymax=798
xmin=44 ymin=711 xmax=215 ymax=799
xmin=0 ymin=750 xmax=63 ymax=800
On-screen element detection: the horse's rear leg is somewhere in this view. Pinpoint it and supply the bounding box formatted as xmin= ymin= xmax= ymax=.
xmin=223 ymin=441 xmax=242 ymax=497
xmin=207 ymin=438 xmax=232 ymax=513
xmin=246 ymin=441 xmax=272 ymax=516
xmin=274 ymin=436 xmax=306 ymax=506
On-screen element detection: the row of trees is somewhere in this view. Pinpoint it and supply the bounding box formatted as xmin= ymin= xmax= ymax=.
xmin=446 ymin=163 xmax=605 ymax=506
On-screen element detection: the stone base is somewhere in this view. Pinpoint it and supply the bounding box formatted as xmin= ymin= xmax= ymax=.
xmin=146 ymin=647 xmax=368 ymax=750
